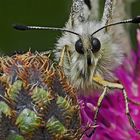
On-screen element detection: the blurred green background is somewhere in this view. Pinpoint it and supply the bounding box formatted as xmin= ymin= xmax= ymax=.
xmin=0 ymin=0 xmax=139 ymax=55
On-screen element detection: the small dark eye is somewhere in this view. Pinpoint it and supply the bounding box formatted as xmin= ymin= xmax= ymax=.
xmin=75 ymin=39 xmax=84 ymax=54
xmin=91 ymin=37 xmax=101 ymax=53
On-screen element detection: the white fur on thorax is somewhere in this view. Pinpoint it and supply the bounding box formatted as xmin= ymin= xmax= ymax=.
xmin=55 ymin=21 xmax=124 ymax=90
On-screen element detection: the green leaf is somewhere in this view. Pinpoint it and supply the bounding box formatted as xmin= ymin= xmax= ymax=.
xmin=7 ymin=133 xmax=25 ymax=140
xmin=32 ymin=87 xmax=53 ymax=105
xmin=46 ymin=116 xmax=67 ymax=135
xmin=0 ymin=101 xmax=12 ymax=116
xmin=7 ymin=80 xmax=23 ymax=102
xmin=16 ymin=108 xmax=41 ymax=133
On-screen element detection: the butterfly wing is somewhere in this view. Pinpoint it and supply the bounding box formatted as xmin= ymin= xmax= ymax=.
xmin=102 ymin=0 xmax=131 ymax=54
xmin=66 ymin=0 xmax=100 ymax=28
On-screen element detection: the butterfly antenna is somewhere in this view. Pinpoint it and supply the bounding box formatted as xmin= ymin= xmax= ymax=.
xmin=92 ymin=16 xmax=140 ymax=36
xmin=13 ymin=24 xmax=81 ymax=37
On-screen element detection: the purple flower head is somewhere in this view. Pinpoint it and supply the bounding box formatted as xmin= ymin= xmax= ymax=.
xmin=79 ymin=30 xmax=140 ymax=140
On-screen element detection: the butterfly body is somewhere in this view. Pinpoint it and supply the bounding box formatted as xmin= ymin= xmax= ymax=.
xmin=55 ymin=20 xmax=123 ymax=90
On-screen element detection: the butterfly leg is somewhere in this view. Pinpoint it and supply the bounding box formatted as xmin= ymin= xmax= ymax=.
xmin=128 ymin=98 xmax=140 ymax=106
xmin=59 ymin=45 xmax=71 ymax=67
xmin=86 ymin=75 xmax=140 ymax=137
xmin=122 ymin=89 xmax=140 ymax=133
xmin=86 ymin=86 xmax=108 ymax=137
xmin=59 ymin=46 xmax=66 ymax=66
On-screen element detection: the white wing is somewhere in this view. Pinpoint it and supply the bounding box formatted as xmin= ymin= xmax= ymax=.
xmin=66 ymin=0 xmax=100 ymax=28
xmin=102 ymin=0 xmax=131 ymax=54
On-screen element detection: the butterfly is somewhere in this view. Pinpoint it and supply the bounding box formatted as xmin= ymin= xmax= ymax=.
xmin=14 ymin=0 xmax=140 ymax=137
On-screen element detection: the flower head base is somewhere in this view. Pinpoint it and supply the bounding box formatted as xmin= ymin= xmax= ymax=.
xmin=0 ymin=52 xmax=82 ymax=140
xmin=80 ymin=29 xmax=140 ymax=140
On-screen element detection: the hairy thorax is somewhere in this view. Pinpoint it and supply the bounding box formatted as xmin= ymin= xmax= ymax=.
xmin=55 ymin=22 xmax=124 ymax=91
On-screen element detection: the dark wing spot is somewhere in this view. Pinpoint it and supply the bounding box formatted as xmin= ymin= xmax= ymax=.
xmin=84 ymin=0 xmax=91 ymax=10
xmin=87 ymin=56 xmax=91 ymax=66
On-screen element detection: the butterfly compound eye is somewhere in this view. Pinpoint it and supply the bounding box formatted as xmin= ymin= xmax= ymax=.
xmin=91 ymin=37 xmax=101 ymax=53
xmin=75 ymin=39 xmax=84 ymax=54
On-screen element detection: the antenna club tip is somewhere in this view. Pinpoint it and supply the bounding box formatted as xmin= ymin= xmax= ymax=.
xmin=132 ymin=16 xmax=140 ymax=24
xmin=13 ymin=24 xmax=29 ymax=31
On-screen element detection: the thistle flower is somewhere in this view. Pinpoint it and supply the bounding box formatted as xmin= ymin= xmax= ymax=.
xmin=0 ymin=52 xmax=82 ymax=140
xmin=80 ymin=29 xmax=140 ymax=140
